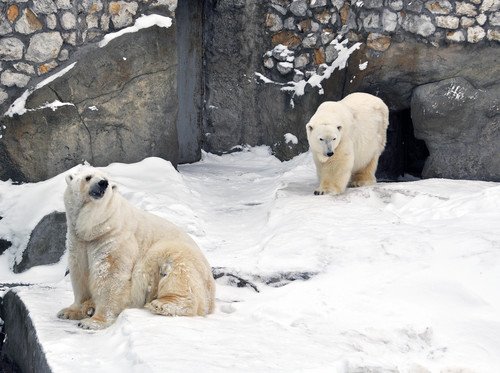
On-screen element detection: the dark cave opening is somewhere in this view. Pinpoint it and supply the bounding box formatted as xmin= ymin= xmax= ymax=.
xmin=376 ymin=109 xmax=429 ymax=181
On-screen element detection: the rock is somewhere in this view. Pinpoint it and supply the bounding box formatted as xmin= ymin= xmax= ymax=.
xmin=86 ymin=14 xmax=99 ymax=28
xmin=0 ymin=89 xmax=7 ymax=104
xmin=388 ymin=0 xmax=403 ymax=10
xmin=460 ymin=16 xmax=475 ymax=27
xmin=32 ymin=0 xmax=58 ymax=14
xmin=81 ymin=0 xmax=104 ymax=13
xmin=6 ymin=4 xmax=19 ymax=22
xmin=289 ymin=0 xmax=308 ymax=17
xmin=37 ymin=61 xmax=58 ymax=75
xmin=436 ymin=16 xmax=459 ymax=29
xmin=58 ymin=48 xmax=69 ymax=61
xmin=25 ymin=32 xmax=63 ymax=63
xmin=382 ymin=9 xmax=397 ymax=32
xmin=325 ymin=44 xmax=338 ymax=63
xmin=315 ymin=10 xmax=331 ymax=24
xmin=13 ymin=212 xmax=67 ymax=273
xmin=14 ymin=8 xmax=44 ymax=34
xmin=62 ymin=31 xmax=77 ymax=46
xmin=467 ymin=26 xmax=485 ymax=42
xmin=411 ymin=77 xmax=500 ymax=181
xmin=363 ymin=0 xmax=383 ymax=9
xmin=446 ymin=30 xmax=465 ymax=42
xmin=264 ymin=57 xmax=274 ymax=69
xmin=0 ymin=38 xmax=24 ymax=61
xmin=0 ymin=237 xmax=12 ymax=255
xmin=310 ymin=0 xmax=327 ymax=8
xmin=367 ymin=33 xmax=391 ymax=51
xmin=272 ymin=44 xmax=294 ymax=61
xmin=272 ymin=31 xmax=302 ymax=48
xmin=294 ymin=53 xmax=309 ymax=68
xmin=362 ymin=11 xmax=380 ymax=30
xmin=490 ymin=12 xmax=500 ymax=26
xmin=109 ymin=1 xmax=138 ymax=29
xmin=475 ymin=14 xmax=486 ymax=26
xmin=345 ymin=40 xmax=500 ymax=111
xmin=487 ymin=29 xmax=500 ymax=41
xmin=271 ymin=4 xmax=287 ymax=15
xmin=401 ymin=14 xmax=436 ymax=37
xmin=0 ymin=14 xmax=13 ymax=36
xmin=425 ymin=0 xmax=453 ymax=14
xmin=456 ymin=2 xmax=478 ymax=16
xmin=407 ymin=0 xmax=424 ymax=12
xmin=56 ymin=0 xmax=73 ymax=9
xmin=283 ymin=17 xmax=296 ymax=30
xmin=0 ymin=25 xmax=179 ymax=182
xmin=313 ymin=48 xmax=325 ymax=64
xmin=266 ymin=13 xmax=283 ymax=32
xmin=13 ymin=62 xmax=35 ymax=75
xmin=60 ymin=12 xmax=77 ymax=30
xmin=277 ymin=61 xmax=293 ymax=74
xmin=46 ymin=14 xmax=58 ymax=29
xmin=101 ymin=13 xmax=111 ymax=31
xmin=0 ymin=70 xmax=30 ymax=87
xmin=302 ymin=33 xmax=317 ymax=48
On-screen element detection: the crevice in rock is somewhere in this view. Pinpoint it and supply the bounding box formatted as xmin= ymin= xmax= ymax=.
xmin=377 ymin=108 xmax=429 ymax=180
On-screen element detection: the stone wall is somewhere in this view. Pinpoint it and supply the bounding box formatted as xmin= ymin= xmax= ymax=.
xmin=261 ymin=0 xmax=499 ymax=85
xmin=0 ymin=0 xmax=176 ymax=112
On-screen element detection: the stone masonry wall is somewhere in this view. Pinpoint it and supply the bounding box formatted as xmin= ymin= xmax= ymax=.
xmin=0 ymin=0 xmax=176 ymax=112
xmin=262 ymin=0 xmax=499 ymax=83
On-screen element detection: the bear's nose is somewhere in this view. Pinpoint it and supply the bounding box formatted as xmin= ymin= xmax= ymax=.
xmin=98 ymin=179 xmax=108 ymax=189
xmin=326 ymin=152 xmax=334 ymax=157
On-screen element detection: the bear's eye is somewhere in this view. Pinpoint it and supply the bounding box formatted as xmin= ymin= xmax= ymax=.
xmin=319 ymin=138 xmax=324 ymax=141
xmin=85 ymin=175 xmax=92 ymax=182
xmin=337 ymin=126 xmax=342 ymax=130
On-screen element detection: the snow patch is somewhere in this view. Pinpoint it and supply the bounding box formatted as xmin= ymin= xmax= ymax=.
xmin=359 ymin=61 xmax=368 ymax=70
xmin=284 ymin=133 xmax=298 ymax=145
xmin=256 ymin=38 xmax=361 ymax=107
xmin=3 ymin=62 xmax=77 ymax=118
xmin=99 ymin=14 xmax=173 ymax=48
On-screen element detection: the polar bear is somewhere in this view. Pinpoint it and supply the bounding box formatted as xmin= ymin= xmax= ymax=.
xmin=57 ymin=166 xmax=216 ymax=330
xmin=306 ymin=92 xmax=389 ymax=195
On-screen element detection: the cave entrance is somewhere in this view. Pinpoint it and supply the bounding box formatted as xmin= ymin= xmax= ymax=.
xmin=376 ymin=108 xmax=429 ymax=181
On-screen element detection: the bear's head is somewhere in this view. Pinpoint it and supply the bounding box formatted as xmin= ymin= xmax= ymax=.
xmin=306 ymin=102 xmax=352 ymax=163
xmin=64 ymin=166 xmax=117 ymax=209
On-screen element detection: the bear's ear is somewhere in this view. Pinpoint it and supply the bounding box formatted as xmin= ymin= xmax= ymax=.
xmin=111 ymin=184 xmax=117 ymax=191
xmin=65 ymin=174 xmax=73 ymax=185
xmin=337 ymin=125 xmax=342 ymax=131
xmin=307 ymin=124 xmax=313 ymax=132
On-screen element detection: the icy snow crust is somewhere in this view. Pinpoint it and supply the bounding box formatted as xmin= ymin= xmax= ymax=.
xmin=1 ymin=148 xmax=500 ymax=372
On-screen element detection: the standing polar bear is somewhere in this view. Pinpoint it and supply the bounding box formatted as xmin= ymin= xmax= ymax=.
xmin=57 ymin=166 xmax=216 ymax=330
xmin=306 ymin=92 xmax=389 ymax=195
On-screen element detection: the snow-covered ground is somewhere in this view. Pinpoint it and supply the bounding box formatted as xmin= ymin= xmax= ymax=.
xmin=1 ymin=147 xmax=499 ymax=372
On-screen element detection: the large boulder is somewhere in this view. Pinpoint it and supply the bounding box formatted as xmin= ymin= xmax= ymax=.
xmin=0 ymin=25 xmax=179 ymax=183
xmin=13 ymin=212 xmax=67 ymax=273
xmin=411 ymin=77 xmax=500 ymax=181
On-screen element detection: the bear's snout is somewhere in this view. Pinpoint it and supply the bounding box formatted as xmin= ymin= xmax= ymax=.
xmin=326 ymin=152 xmax=334 ymax=157
xmin=89 ymin=179 xmax=109 ymax=199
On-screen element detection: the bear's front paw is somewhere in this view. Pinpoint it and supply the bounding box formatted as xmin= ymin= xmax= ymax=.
xmin=57 ymin=307 xmax=85 ymax=320
xmin=314 ymin=189 xmax=325 ymax=195
xmin=77 ymin=316 xmax=113 ymax=330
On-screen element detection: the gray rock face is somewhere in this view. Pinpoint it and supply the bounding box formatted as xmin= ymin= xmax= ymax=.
xmin=0 ymin=26 xmax=179 ymax=182
xmin=202 ymin=0 xmax=335 ymax=160
xmin=25 ymin=32 xmax=64 ymax=63
xmin=411 ymin=77 xmax=500 ymax=181
xmin=13 ymin=212 xmax=67 ymax=273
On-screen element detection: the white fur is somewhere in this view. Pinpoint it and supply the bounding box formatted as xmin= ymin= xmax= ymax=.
xmin=306 ymin=92 xmax=389 ymax=195
xmin=57 ymin=166 xmax=216 ymax=330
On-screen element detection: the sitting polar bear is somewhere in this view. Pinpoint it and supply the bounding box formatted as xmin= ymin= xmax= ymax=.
xmin=306 ymin=92 xmax=389 ymax=195
xmin=57 ymin=166 xmax=216 ymax=330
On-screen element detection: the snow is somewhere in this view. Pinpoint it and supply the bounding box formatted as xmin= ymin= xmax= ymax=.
xmin=284 ymin=133 xmax=298 ymax=144
xmin=256 ymin=38 xmax=361 ymax=107
xmin=359 ymin=61 xmax=368 ymax=70
xmin=1 ymin=148 xmax=500 ymax=372
xmin=3 ymin=62 xmax=77 ymax=118
xmin=99 ymin=14 xmax=173 ymax=48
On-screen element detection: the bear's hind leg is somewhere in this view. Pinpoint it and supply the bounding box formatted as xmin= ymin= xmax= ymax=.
xmin=350 ymin=155 xmax=378 ymax=187
xmin=144 ymin=255 xmax=202 ymax=316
